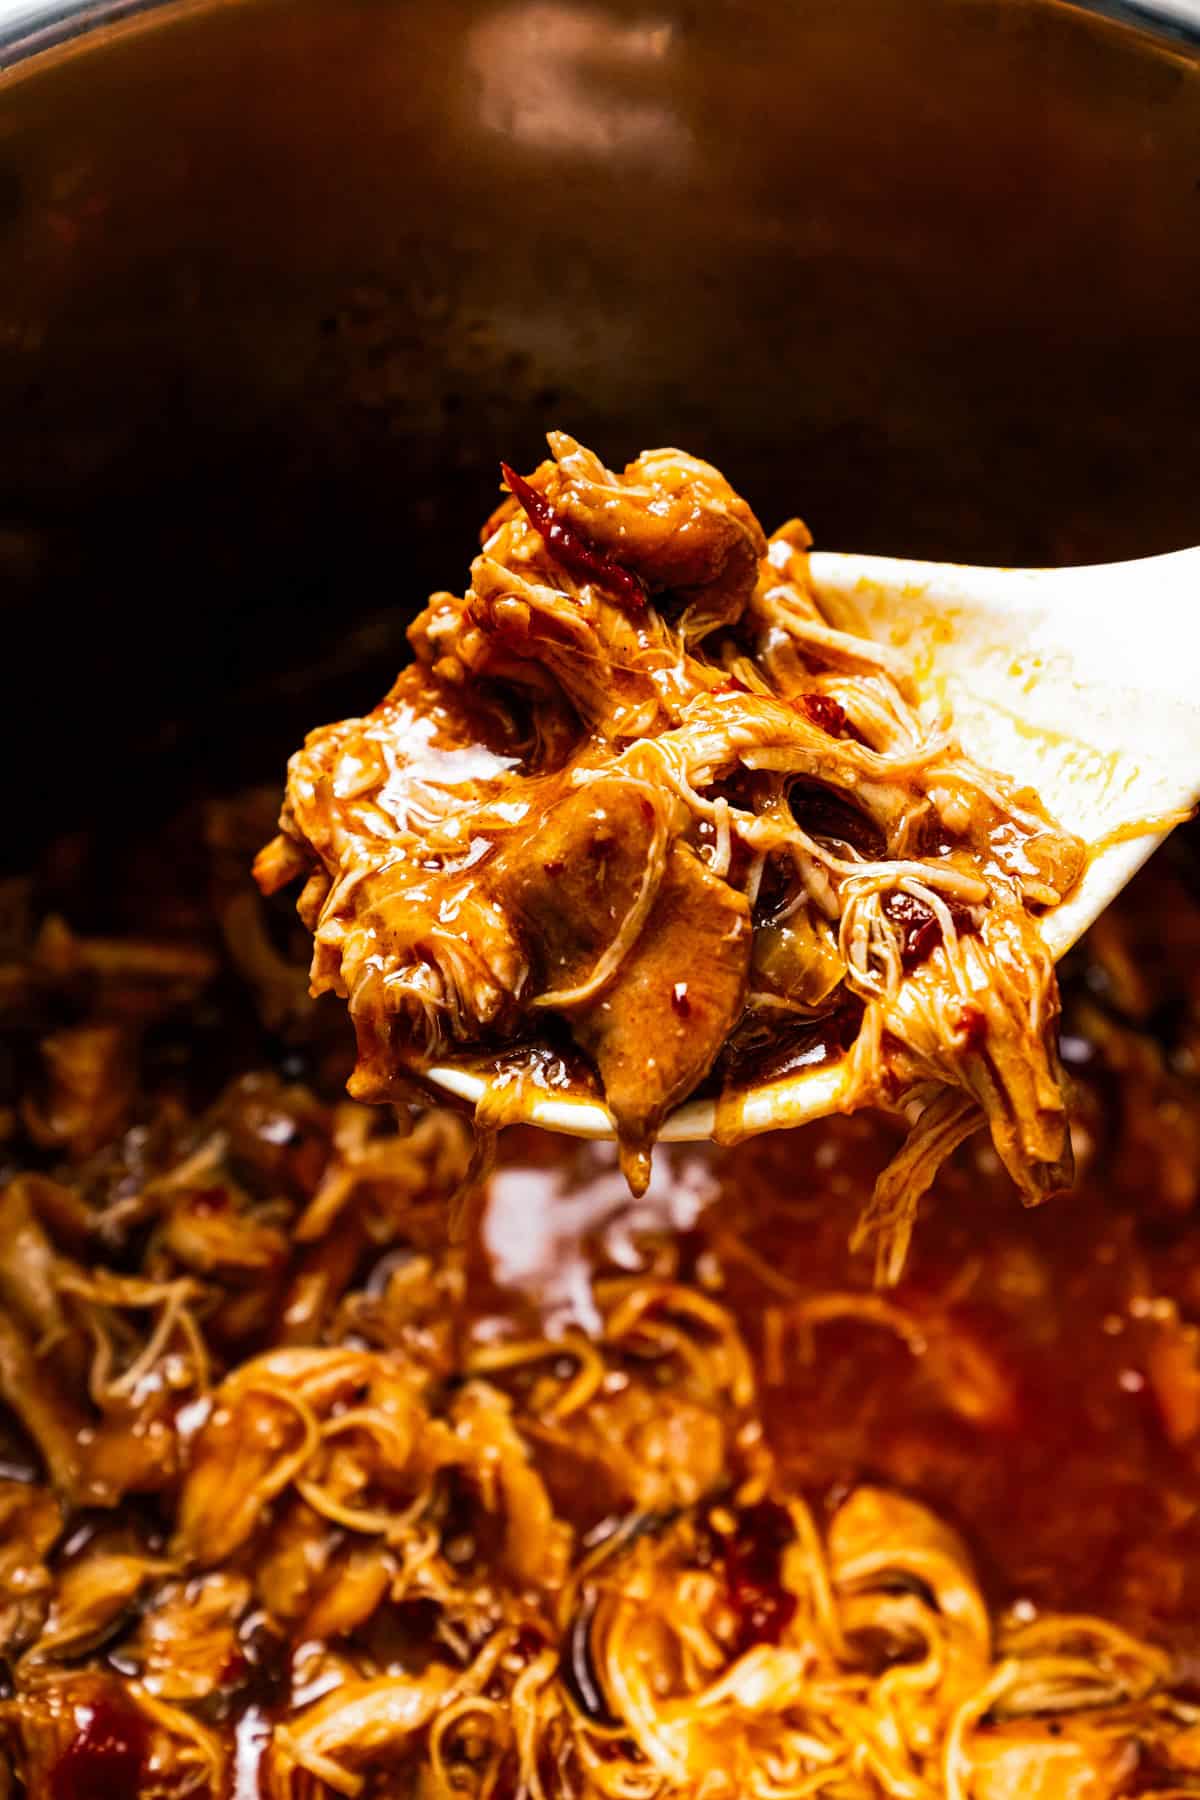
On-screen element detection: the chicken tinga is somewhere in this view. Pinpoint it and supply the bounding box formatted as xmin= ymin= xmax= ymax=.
xmin=257 ymin=438 xmax=1085 ymax=1273
xmin=3 ymin=807 xmax=1200 ymax=1799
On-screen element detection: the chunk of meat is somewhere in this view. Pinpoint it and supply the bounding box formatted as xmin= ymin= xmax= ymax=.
xmin=4 ymin=1671 xmax=225 ymax=1799
xmin=828 ymin=1484 xmax=991 ymax=1655
xmin=159 ymin=1186 xmax=289 ymax=1280
xmin=879 ymin=904 xmax=1074 ymax=1205
xmin=131 ymin=1572 xmax=251 ymax=1701
xmin=257 ymin=672 xmax=536 ymax=1088
xmin=271 ymin=1671 xmax=453 ymax=1798
xmin=22 ymin=1024 xmax=136 ymax=1161
xmin=301 ymin=1542 xmax=393 ymax=1641
xmin=174 ymin=1344 xmax=456 ymax=1605
xmin=254 ymin=1497 xmax=339 ymax=1623
xmin=488 ymin=776 xmax=751 ymax=1179
xmin=491 ymin=773 xmax=679 ymax=1004
xmin=30 ymin=1551 xmax=167 ymax=1662
xmin=420 ymin=435 xmax=765 ymax=736
xmin=449 ymin=1380 xmax=572 ymax=1592
xmin=492 ymin=773 xmax=750 ymax=1178
xmin=541 ymin=434 xmax=768 ymax=637
xmin=570 ymin=845 xmax=751 ymax=1187
xmin=0 ymin=1313 xmax=94 ymax=1503
xmin=261 ymin=433 xmax=1083 ymax=1238
xmin=0 ymin=1177 xmax=67 ymax=1344
xmin=540 ymin=1384 xmax=726 ymax=1520
xmin=173 ymin=1382 xmax=317 ymax=1566
xmin=0 ymin=1480 xmax=60 ymax=1656
xmin=500 ymin=458 xmax=650 ymax=613
xmin=4 ymin=1675 xmax=151 ymax=1800
xmin=427 ymin=548 xmax=676 ymax=740
xmin=173 ymin=1349 xmax=384 ymax=1565
xmin=966 ymin=1720 xmax=1139 ymax=1800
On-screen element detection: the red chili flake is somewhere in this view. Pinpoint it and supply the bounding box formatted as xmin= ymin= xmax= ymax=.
xmin=800 ymin=693 xmax=849 ymax=735
xmin=722 ymin=1500 xmax=797 ymax=1654
xmin=958 ymin=1001 xmax=988 ymax=1052
xmin=798 ymin=691 xmax=869 ymax=745
xmin=671 ymin=982 xmax=691 ymax=1017
xmin=883 ymin=890 xmax=978 ymax=974
xmin=52 ymin=1700 xmax=148 ymax=1800
xmin=500 ymin=462 xmax=647 ymax=612
xmin=883 ymin=891 xmax=942 ymax=971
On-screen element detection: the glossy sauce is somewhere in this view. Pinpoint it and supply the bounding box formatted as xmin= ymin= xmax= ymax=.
xmin=482 ymin=937 xmax=1200 ymax=1663
xmin=51 ymin=1699 xmax=147 ymax=1800
xmin=6 ymin=797 xmax=1200 ymax=1799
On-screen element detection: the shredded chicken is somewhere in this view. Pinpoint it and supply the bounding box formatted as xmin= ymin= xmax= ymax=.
xmin=3 ymin=679 xmax=1200 ymax=1800
xmin=0 ymin=1030 xmax=1198 ymax=1798
xmin=258 ymin=435 xmax=1084 ymax=1261
xmin=10 ymin=1164 xmax=1197 ymax=1800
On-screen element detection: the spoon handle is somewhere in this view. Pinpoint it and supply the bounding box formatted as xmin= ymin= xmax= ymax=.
xmin=1017 ymin=547 xmax=1200 ymax=702
xmin=809 ymin=544 xmax=1200 ymax=956
xmin=808 ymin=543 xmax=1200 ymax=767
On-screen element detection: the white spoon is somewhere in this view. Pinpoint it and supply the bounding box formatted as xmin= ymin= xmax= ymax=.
xmin=426 ymin=546 xmax=1200 ymax=1143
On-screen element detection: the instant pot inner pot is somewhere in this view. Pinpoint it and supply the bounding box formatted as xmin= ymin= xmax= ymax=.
xmin=0 ymin=0 xmax=1197 ymax=862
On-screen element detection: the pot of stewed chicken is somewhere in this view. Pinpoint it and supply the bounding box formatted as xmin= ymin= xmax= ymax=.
xmin=1 ymin=2 xmax=1200 ymax=1796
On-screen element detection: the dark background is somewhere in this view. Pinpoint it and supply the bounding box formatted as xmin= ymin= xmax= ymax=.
xmin=0 ymin=0 xmax=1197 ymax=862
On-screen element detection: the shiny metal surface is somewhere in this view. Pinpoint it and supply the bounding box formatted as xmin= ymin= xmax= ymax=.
xmin=0 ymin=0 xmax=1197 ymax=857
xmin=1 ymin=0 xmax=1198 ymax=61
xmin=1083 ymin=0 xmax=1200 ymax=38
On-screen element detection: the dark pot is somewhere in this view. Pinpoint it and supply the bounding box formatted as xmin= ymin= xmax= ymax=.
xmin=0 ymin=0 xmax=1197 ymax=858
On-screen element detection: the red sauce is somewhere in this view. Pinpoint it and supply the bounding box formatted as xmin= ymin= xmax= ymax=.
xmin=789 ymin=783 xmax=886 ymax=860
xmin=883 ymin=889 xmax=978 ymax=973
xmin=714 ymin=999 xmax=863 ymax=1088
xmin=501 ymin=462 xmax=647 ymax=612
xmin=958 ymin=1001 xmax=988 ymax=1052
xmin=722 ymin=1500 xmax=798 ymax=1653
xmin=799 ymin=693 xmax=862 ymax=742
xmin=51 ymin=1699 xmax=148 ymax=1800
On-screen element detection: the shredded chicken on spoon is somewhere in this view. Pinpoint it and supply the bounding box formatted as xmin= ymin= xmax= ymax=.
xmin=258 ymin=436 xmax=1085 ymax=1273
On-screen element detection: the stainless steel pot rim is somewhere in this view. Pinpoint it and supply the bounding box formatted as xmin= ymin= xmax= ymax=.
xmin=0 ymin=0 xmax=1197 ymax=68
xmin=0 ymin=0 xmax=172 ymax=67
xmin=1097 ymin=0 xmax=1200 ymax=41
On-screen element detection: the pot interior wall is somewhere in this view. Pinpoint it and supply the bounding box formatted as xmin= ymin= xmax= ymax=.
xmin=0 ymin=0 xmax=1198 ymax=860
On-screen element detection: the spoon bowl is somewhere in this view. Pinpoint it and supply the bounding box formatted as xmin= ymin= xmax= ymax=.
xmin=427 ymin=546 xmax=1200 ymax=1142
